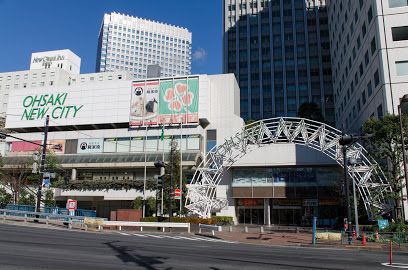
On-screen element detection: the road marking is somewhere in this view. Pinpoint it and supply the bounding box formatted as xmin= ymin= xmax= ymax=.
xmin=161 ymin=235 xmax=186 ymax=240
xmin=381 ymin=263 xmax=408 ymax=268
xmin=174 ymin=236 xmax=201 ymax=241
xmin=132 ymin=233 xmax=148 ymax=237
xmin=192 ymin=237 xmax=237 ymax=244
xmin=119 ymin=232 xmax=130 ymax=236
xmin=143 ymin=234 xmax=165 ymax=238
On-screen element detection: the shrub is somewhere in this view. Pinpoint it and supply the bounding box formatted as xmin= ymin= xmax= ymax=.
xmin=140 ymin=215 xmax=234 ymax=225
xmin=211 ymin=216 xmax=234 ymax=225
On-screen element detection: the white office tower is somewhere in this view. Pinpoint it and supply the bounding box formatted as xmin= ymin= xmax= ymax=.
xmin=327 ymin=0 xmax=408 ymax=132
xmin=96 ymin=12 xmax=192 ymax=79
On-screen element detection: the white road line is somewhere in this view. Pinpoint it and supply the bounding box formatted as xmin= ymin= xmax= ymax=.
xmin=132 ymin=234 xmax=148 ymax=237
xmin=174 ymin=236 xmax=201 ymax=241
xmin=118 ymin=232 xmax=130 ymax=236
xmin=381 ymin=262 xmax=408 ymax=268
xmin=143 ymin=234 xmax=165 ymax=238
xmin=192 ymin=237 xmax=237 ymax=244
xmin=159 ymin=235 xmax=182 ymax=239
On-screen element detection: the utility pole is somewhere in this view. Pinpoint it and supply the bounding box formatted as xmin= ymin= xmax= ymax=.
xmin=342 ymin=144 xmax=352 ymax=245
xmin=36 ymin=115 xmax=49 ymax=213
xmin=169 ymin=144 xmax=174 ymax=222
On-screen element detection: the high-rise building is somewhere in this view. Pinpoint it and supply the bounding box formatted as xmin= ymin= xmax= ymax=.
xmin=96 ymin=12 xmax=192 ymax=79
xmin=327 ymin=0 xmax=408 ymax=133
xmin=223 ymin=0 xmax=334 ymax=124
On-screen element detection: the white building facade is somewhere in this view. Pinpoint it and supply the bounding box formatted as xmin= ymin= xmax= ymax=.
xmin=96 ymin=12 xmax=192 ymax=79
xmin=328 ymin=0 xmax=408 ymax=132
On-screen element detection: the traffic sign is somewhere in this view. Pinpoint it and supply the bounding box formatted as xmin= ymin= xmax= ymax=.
xmin=67 ymin=199 xmax=77 ymax=211
xmin=174 ymin=188 xmax=181 ymax=199
xmin=42 ymin=177 xmax=50 ymax=188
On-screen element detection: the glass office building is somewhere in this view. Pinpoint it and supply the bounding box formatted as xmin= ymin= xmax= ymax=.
xmin=223 ymin=0 xmax=335 ymax=124
xmin=96 ymin=12 xmax=192 ymax=79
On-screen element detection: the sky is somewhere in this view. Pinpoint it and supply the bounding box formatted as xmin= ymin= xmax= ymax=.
xmin=0 ymin=0 xmax=222 ymax=75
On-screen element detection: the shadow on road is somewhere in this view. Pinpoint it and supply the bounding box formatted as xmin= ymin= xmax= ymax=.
xmin=104 ymin=241 xmax=171 ymax=270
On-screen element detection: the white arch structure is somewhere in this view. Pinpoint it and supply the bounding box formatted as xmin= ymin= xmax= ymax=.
xmin=185 ymin=117 xmax=393 ymax=220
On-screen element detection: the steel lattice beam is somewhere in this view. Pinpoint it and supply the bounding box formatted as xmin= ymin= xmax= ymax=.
xmin=185 ymin=117 xmax=393 ymax=220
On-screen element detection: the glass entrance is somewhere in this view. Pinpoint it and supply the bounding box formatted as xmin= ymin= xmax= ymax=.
xmin=237 ymin=207 xmax=264 ymax=224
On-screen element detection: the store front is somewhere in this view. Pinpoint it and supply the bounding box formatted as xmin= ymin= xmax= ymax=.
xmin=236 ymin=199 xmax=264 ymax=224
xmin=232 ymin=166 xmax=342 ymax=226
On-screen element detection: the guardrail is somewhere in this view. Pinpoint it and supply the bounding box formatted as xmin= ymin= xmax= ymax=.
xmin=0 ymin=208 xmax=97 ymax=230
xmin=102 ymin=221 xmax=191 ymax=233
xmin=199 ymin=223 xmax=222 ymax=235
xmin=6 ymin=204 xmax=97 ymax=217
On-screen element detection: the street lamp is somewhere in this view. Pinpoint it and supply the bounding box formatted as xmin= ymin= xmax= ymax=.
xmin=398 ymin=94 xmax=408 ymax=220
xmin=339 ymin=134 xmax=372 ymax=245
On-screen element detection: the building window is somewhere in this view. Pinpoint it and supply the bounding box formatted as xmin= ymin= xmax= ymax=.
xmin=374 ymin=70 xmax=380 ymax=87
xmin=371 ymin=37 xmax=377 ymax=55
xmin=206 ymin=129 xmax=217 ymax=153
xmin=392 ymin=26 xmax=408 ymax=41
xmin=396 ymin=60 xmax=408 ymax=75
xmin=368 ymin=6 xmax=373 ymax=22
xmin=389 ymin=0 xmax=408 ymax=8
xmin=377 ymin=104 xmax=383 ymax=118
xmin=367 ymin=81 xmax=373 ymax=96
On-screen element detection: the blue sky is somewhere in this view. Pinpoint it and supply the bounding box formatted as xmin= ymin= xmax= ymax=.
xmin=0 ymin=0 xmax=222 ymax=75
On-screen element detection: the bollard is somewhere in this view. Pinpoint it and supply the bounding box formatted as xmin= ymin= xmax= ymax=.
xmin=312 ymin=216 xmax=317 ymax=246
xmin=244 ymin=226 xmax=248 ymax=233
xmin=389 ymin=240 xmax=393 ymax=265
xmin=260 ymin=226 xmax=264 ymax=233
xmin=361 ymin=233 xmax=366 ymax=246
xmin=162 ymin=227 xmax=165 ymax=232
xmin=212 ymin=230 xmax=215 ymax=236
xmin=199 ymin=227 xmax=202 ymax=234
xmin=24 ymin=214 xmax=27 ymax=223
xmin=229 ymin=225 xmax=233 ymax=232
xmin=119 ymin=226 xmax=122 ymax=231
xmin=140 ymin=226 xmax=143 ymax=232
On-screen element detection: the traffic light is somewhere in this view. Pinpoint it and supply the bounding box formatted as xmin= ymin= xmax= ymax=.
xmin=156 ymin=175 xmax=164 ymax=189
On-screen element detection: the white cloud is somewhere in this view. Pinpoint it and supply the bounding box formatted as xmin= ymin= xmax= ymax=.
xmin=192 ymin=48 xmax=208 ymax=62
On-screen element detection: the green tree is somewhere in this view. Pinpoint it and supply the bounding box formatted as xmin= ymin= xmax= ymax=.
xmin=0 ymin=187 xmax=12 ymax=208
xmin=43 ymin=189 xmax=56 ymax=207
xmin=298 ymin=102 xmax=325 ymax=123
xmin=0 ymin=156 xmax=33 ymax=204
xmin=157 ymin=139 xmax=188 ymax=217
xmin=131 ymin=196 xmax=143 ymax=210
xmin=363 ymin=114 xmax=408 ymax=219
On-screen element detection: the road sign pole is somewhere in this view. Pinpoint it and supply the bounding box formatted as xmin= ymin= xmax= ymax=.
xmin=36 ymin=115 xmax=49 ymax=213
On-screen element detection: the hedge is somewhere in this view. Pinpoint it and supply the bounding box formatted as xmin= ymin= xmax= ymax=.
xmin=141 ymin=216 xmax=233 ymax=225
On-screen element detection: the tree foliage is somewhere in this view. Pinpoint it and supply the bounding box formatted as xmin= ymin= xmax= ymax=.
xmin=57 ymin=178 xmax=156 ymax=191
xmin=157 ymin=139 xmax=188 ymax=217
xmin=298 ymin=102 xmax=325 ymax=123
xmin=362 ymin=114 xmax=408 ymax=219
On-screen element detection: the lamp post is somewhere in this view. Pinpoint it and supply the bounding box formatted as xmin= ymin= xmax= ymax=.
xmin=398 ymin=94 xmax=408 ymax=220
xmin=339 ymin=134 xmax=372 ymax=245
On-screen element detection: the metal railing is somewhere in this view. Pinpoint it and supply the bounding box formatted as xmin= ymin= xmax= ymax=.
xmin=198 ymin=223 xmax=222 ymax=235
xmin=0 ymin=208 xmax=88 ymax=229
xmin=6 ymin=204 xmax=96 ymax=217
xmin=102 ymin=220 xmax=191 ymax=233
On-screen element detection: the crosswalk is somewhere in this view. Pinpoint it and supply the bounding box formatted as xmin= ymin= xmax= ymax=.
xmin=116 ymin=232 xmax=237 ymax=244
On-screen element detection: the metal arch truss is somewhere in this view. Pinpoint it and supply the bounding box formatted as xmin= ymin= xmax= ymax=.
xmin=185 ymin=117 xmax=393 ymax=220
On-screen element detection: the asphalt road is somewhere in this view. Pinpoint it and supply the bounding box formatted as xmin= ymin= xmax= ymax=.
xmin=0 ymin=223 xmax=407 ymax=270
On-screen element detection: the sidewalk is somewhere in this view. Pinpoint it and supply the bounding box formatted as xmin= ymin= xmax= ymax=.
xmin=206 ymin=230 xmax=408 ymax=251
